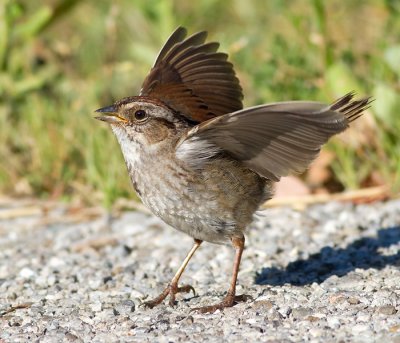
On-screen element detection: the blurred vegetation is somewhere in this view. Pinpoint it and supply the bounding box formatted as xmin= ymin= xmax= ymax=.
xmin=1 ymin=0 xmax=399 ymax=206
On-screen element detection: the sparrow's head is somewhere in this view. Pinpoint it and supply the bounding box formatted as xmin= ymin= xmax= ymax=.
xmin=95 ymin=96 xmax=189 ymax=146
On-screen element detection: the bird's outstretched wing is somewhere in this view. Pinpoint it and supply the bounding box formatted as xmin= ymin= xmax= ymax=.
xmin=176 ymin=92 xmax=372 ymax=181
xmin=140 ymin=27 xmax=243 ymax=123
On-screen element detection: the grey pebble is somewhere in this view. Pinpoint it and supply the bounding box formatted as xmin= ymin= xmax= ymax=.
xmin=0 ymin=199 xmax=399 ymax=342
xmin=114 ymin=299 xmax=136 ymax=315
xmin=291 ymin=306 xmax=312 ymax=319
xmin=378 ymin=305 xmax=397 ymax=315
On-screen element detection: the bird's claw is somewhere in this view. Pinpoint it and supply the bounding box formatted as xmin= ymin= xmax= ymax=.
xmin=141 ymin=283 xmax=196 ymax=309
xmin=190 ymin=294 xmax=251 ymax=314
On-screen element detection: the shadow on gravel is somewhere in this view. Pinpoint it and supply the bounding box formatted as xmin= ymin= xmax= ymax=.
xmin=255 ymin=226 xmax=400 ymax=286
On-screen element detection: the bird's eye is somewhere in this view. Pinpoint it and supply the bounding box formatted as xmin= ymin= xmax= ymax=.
xmin=134 ymin=109 xmax=148 ymax=121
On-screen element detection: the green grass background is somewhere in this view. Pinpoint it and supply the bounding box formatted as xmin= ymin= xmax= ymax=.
xmin=1 ymin=0 xmax=399 ymax=206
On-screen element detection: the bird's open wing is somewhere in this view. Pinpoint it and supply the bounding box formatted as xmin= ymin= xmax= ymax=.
xmin=140 ymin=27 xmax=243 ymax=123
xmin=176 ymin=93 xmax=371 ymax=181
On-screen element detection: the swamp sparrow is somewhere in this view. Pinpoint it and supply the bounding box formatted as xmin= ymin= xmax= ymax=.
xmin=95 ymin=27 xmax=371 ymax=313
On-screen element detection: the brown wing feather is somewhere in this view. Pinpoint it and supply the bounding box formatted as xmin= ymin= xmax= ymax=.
xmin=176 ymin=93 xmax=372 ymax=181
xmin=152 ymin=27 xmax=188 ymax=66
xmin=140 ymin=27 xmax=243 ymax=123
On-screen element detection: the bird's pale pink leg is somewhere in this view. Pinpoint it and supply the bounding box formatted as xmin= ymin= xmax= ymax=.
xmin=143 ymin=239 xmax=202 ymax=308
xmin=192 ymin=235 xmax=247 ymax=313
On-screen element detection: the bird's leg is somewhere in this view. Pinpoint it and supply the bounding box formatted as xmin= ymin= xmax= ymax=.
xmin=192 ymin=235 xmax=247 ymax=313
xmin=142 ymin=239 xmax=202 ymax=308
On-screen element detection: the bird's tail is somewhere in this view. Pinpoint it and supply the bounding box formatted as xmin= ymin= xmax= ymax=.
xmin=330 ymin=92 xmax=373 ymax=123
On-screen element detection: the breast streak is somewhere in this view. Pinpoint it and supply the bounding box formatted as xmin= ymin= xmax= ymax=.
xmin=115 ymin=126 xmax=266 ymax=244
xmin=133 ymin=154 xmax=266 ymax=244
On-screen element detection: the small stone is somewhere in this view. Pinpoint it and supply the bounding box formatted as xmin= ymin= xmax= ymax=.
xmin=88 ymin=279 xmax=102 ymax=290
xmin=47 ymin=274 xmax=57 ymax=286
xmin=246 ymin=318 xmax=257 ymax=325
xmin=347 ymin=297 xmax=360 ymax=305
xmin=65 ymin=332 xmax=80 ymax=341
xmin=329 ymin=294 xmax=345 ymax=304
xmin=130 ymin=290 xmax=144 ymax=298
xmin=19 ymin=267 xmax=35 ymax=279
xmin=156 ymin=319 xmax=170 ymax=330
xmin=253 ymin=300 xmax=273 ymax=312
xmin=327 ymin=316 xmax=340 ymax=327
xmin=35 ymin=276 xmax=48 ymax=287
xmin=47 ymin=319 xmax=60 ymax=331
xmin=81 ymin=316 xmax=94 ymax=325
xmin=378 ymin=305 xmax=397 ymax=315
xmin=312 ymin=312 xmax=326 ymax=319
xmin=352 ymin=324 xmax=370 ymax=333
xmin=133 ymin=326 xmax=150 ymax=334
xmin=103 ymin=276 xmax=113 ymax=284
xmin=389 ymin=325 xmax=400 ymax=333
xmin=291 ymin=307 xmax=312 ymax=319
xmin=123 ymin=245 xmax=133 ymax=255
xmin=271 ymin=320 xmax=282 ymax=328
xmin=278 ymin=306 xmax=292 ymax=318
xmin=357 ymin=314 xmax=370 ymax=322
xmin=91 ymin=302 xmax=102 ymax=312
xmin=30 ymin=304 xmax=44 ymax=315
xmin=265 ymin=309 xmax=284 ymax=323
xmin=8 ymin=316 xmax=23 ymax=327
xmin=49 ymin=257 xmax=65 ymax=268
xmin=114 ymin=299 xmax=135 ymax=315
xmin=309 ymin=328 xmax=323 ymax=337
xmin=184 ymin=315 xmax=194 ymax=324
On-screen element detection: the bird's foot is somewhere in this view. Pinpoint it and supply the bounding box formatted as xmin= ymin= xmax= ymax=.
xmin=142 ymin=283 xmax=196 ymax=308
xmin=191 ymin=293 xmax=251 ymax=314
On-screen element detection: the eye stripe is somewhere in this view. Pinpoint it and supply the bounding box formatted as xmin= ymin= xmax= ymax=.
xmin=153 ymin=117 xmax=177 ymax=131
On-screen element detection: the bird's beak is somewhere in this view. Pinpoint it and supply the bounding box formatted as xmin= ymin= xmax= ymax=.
xmin=94 ymin=105 xmax=127 ymax=123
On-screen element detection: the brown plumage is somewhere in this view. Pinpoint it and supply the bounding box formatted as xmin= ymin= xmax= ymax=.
xmin=95 ymin=27 xmax=371 ymax=313
xmin=140 ymin=27 xmax=243 ymax=122
xmin=177 ymin=92 xmax=371 ymax=181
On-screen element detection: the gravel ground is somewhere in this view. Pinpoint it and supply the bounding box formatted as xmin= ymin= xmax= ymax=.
xmin=0 ymin=198 xmax=399 ymax=342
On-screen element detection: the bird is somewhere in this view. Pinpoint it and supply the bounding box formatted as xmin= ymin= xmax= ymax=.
xmin=95 ymin=27 xmax=371 ymax=313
